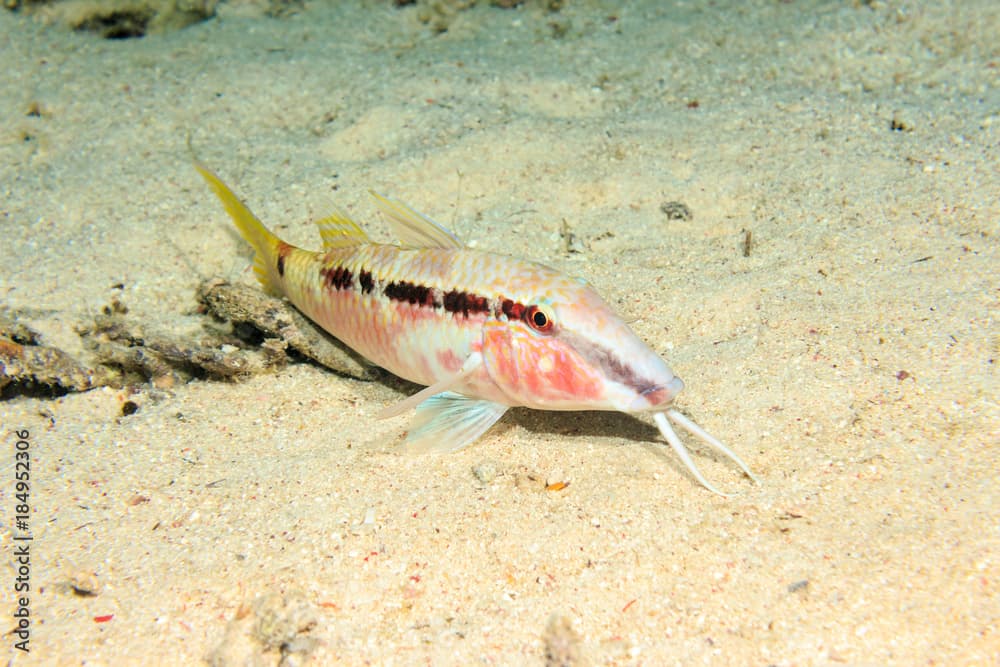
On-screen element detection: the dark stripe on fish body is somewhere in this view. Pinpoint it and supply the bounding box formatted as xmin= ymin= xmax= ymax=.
xmin=320 ymin=265 xmax=354 ymax=290
xmin=317 ymin=261 xmax=531 ymax=324
xmin=442 ymin=290 xmax=489 ymax=318
xmin=384 ymin=280 xmax=433 ymax=307
xmin=559 ymin=329 xmax=656 ymax=396
xmin=500 ymin=299 xmax=525 ymax=321
xmin=359 ymin=270 xmax=374 ymax=294
xmin=276 ymin=242 xmax=294 ymax=278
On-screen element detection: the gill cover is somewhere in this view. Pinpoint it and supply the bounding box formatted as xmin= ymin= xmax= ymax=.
xmin=480 ymin=295 xmax=606 ymax=409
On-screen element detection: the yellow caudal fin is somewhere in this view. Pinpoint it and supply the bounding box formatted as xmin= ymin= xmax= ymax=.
xmin=195 ymin=162 xmax=282 ymax=294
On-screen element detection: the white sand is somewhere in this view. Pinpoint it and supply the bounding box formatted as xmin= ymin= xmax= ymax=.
xmin=2 ymin=1 xmax=997 ymax=664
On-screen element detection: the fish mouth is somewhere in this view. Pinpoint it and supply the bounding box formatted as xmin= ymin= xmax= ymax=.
xmin=627 ymin=377 xmax=685 ymax=412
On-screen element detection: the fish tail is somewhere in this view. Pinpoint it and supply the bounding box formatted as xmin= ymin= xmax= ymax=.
xmin=195 ymin=162 xmax=283 ymax=294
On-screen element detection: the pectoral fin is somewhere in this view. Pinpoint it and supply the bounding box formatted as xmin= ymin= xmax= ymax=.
xmin=377 ymin=352 xmax=484 ymax=419
xmin=375 ymin=352 xmax=507 ymax=452
xmin=403 ymin=392 xmax=509 ymax=453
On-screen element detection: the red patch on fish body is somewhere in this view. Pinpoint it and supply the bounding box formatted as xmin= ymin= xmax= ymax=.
xmin=482 ymin=322 xmax=604 ymax=408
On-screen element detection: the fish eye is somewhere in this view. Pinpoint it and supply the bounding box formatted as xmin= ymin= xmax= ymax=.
xmin=524 ymin=304 xmax=555 ymax=333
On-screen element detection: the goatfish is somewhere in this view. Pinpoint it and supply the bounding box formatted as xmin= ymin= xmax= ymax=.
xmin=196 ymin=164 xmax=758 ymax=495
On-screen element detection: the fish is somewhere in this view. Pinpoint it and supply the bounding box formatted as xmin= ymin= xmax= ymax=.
xmin=195 ymin=163 xmax=758 ymax=495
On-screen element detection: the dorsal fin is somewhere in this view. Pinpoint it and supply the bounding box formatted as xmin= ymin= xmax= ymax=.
xmin=369 ymin=191 xmax=465 ymax=249
xmin=315 ymin=209 xmax=370 ymax=249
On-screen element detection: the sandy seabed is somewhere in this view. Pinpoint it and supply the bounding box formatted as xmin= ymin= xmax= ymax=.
xmin=1 ymin=1 xmax=998 ymax=664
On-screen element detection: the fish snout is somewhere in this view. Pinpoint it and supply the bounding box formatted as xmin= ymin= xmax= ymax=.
xmin=628 ymin=376 xmax=685 ymax=412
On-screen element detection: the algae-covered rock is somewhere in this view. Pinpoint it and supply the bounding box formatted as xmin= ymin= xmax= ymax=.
xmin=8 ymin=0 xmax=217 ymax=38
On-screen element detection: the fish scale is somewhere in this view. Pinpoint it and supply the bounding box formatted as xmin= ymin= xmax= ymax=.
xmin=279 ymin=243 xmax=507 ymax=393
xmin=196 ymin=163 xmax=759 ymax=495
